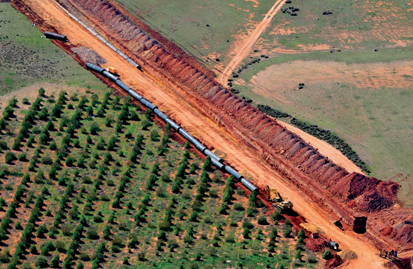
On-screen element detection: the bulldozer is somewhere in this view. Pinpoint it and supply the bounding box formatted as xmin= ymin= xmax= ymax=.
xmin=265 ymin=185 xmax=293 ymax=211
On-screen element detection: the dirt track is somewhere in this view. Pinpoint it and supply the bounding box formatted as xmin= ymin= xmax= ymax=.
xmin=217 ymin=0 xmax=285 ymax=85
xmin=13 ymin=0 xmax=395 ymax=267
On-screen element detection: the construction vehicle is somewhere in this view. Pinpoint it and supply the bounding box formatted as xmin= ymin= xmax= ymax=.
xmin=265 ymin=185 xmax=293 ymax=211
xmin=106 ymin=66 xmax=119 ymax=76
xmin=325 ymin=239 xmax=339 ymax=251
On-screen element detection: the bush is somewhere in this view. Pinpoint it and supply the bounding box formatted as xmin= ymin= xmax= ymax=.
xmin=65 ymin=156 xmax=75 ymax=167
xmin=283 ymin=226 xmax=292 ymax=238
xmin=18 ymin=153 xmax=27 ymax=162
xmin=5 ymin=152 xmax=16 ymax=164
xmin=322 ymin=249 xmax=333 ymax=260
xmin=90 ymin=122 xmax=100 ymax=135
xmin=35 ymin=256 xmax=48 ymax=268
xmin=79 ymin=253 xmax=90 ymax=261
xmin=258 ymin=215 xmax=268 ymax=225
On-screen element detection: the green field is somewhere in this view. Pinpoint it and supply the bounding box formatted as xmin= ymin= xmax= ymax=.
xmin=0 ymin=90 xmax=318 ymax=268
xmin=113 ymin=0 xmax=275 ymax=69
xmin=257 ymin=0 xmax=413 ymax=52
xmin=0 ymin=3 xmax=106 ymax=95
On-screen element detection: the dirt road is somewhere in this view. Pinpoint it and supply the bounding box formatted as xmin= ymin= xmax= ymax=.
xmin=217 ymin=0 xmax=285 ymax=85
xmin=18 ymin=0 xmax=386 ymax=267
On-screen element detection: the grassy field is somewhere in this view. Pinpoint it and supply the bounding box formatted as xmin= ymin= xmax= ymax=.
xmin=257 ymin=0 xmax=413 ymax=52
xmin=219 ymin=0 xmax=413 ymax=205
xmin=113 ymin=0 xmax=275 ymax=69
xmin=0 ymin=90 xmax=319 ymax=268
xmin=0 ymin=3 xmax=106 ymax=96
xmin=233 ymin=69 xmax=413 ymax=204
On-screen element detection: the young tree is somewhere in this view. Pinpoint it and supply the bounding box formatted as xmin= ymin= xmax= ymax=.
xmin=90 ymin=122 xmax=100 ymax=135
xmin=203 ymin=156 xmax=212 ymax=171
xmin=50 ymin=254 xmax=60 ymax=268
xmin=38 ymin=88 xmax=46 ymax=97
xmin=322 ymin=249 xmax=332 ymax=260
xmin=5 ymin=152 xmax=16 ymax=164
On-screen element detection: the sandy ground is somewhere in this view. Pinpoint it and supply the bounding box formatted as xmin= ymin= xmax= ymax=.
xmin=276 ymin=120 xmax=364 ymax=174
xmin=17 ymin=0 xmax=388 ymax=267
xmin=249 ymin=60 xmax=413 ymax=93
xmin=217 ymin=0 xmax=285 ymax=85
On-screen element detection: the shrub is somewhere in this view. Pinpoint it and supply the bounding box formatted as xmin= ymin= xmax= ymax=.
xmin=65 ymin=156 xmax=74 ymax=166
xmin=50 ymin=254 xmax=60 ymax=268
xmin=18 ymin=153 xmax=27 ymax=162
xmin=79 ymin=253 xmax=90 ymax=261
xmin=322 ymin=249 xmax=333 ymax=260
xmin=258 ymin=215 xmax=268 ymax=225
xmin=283 ymin=226 xmax=292 ymax=238
xmin=35 ymin=256 xmax=48 ymax=268
xmin=5 ymin=152 xmax=16 ymax=164
xmin=298 ymin=228 xmax=305 ymax=239
xmin=90 ymin=122 xmax=100 ymax=135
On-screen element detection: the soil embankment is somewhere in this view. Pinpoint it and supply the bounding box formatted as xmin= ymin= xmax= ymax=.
xmin=56 ymin=0 xmax=413 ymax=250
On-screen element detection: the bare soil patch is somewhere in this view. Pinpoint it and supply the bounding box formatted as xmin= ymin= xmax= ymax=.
xmin=250 ymin=60 xmax=413 ymax=96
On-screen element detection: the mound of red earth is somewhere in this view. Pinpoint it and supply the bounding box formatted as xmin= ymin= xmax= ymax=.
xmin=59 ymin=0 xmax=412 ymax=248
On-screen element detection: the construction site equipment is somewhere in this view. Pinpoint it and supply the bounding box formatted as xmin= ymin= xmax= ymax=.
xmin=265 ymin=185 xmax=293 ymax=211
xmin=326 ymin=239 xmax=339 ymax=251
xmin=106 ymin=66 xmax=119 ymax=76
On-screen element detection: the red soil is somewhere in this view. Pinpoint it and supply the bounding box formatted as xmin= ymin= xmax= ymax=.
xmin=50 ymin=0 xmax=413 ymax=250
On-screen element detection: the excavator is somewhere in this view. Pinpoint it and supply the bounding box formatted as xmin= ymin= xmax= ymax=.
xmin=265 ymin=185 xmax=293 ymax=211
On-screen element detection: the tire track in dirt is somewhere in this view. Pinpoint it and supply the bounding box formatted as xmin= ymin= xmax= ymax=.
xmin=217 ymin=0 xmax=285 ymax=85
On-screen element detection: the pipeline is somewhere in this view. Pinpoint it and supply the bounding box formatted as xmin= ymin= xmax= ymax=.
xmin=86 ymin=62 xmax=258 ymax=193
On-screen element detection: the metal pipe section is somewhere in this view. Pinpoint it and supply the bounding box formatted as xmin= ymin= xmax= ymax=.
xmin=211 ymin=158 xmax=225 ymax=170
xmin=139 ymin=98 xmax=157 ymax=110
xmin=165 ymin=118 xmax=181 ymax=131
xmin=153 ymin=108 xmax=169 ymax=122
xmin=44 ymin=32 xmax=68 ymax=42
xmin=204 ymin=149 xmax=223 ymax=163
xmin=178 ymin=128 xmax=206 ymax=153
xmin=86 ymin=62 xmax=104 ymax=73
xmin=102 ymin=71 xmax=119 ymax=82
xmin=224 ymin=165 xmax=242 ymax=180
xmin=241 ymin=178 xmax=257 ymax=192
xmin=128 ymin=91 xmax=143 ymax=101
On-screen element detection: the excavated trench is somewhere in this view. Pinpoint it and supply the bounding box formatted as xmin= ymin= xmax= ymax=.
xmin=37 ymin=0 xmax=413 ymax=249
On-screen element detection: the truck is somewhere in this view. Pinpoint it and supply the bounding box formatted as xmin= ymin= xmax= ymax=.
xmin=265 ymin=185 xmax=293 ymax=211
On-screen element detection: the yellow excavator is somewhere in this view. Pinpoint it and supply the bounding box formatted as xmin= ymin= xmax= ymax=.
xmin=265 ymin=185 xmax=293 ymax=211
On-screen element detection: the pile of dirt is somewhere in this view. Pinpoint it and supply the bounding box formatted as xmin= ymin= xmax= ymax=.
xmin=339 ymin=249 xmax=358 ymax=260
xmin=71 ymin=46 xmax=106 ymax=65
xmin=306 ymin=237 xmax=325 ymax=252
xmin=392 ymin=216 xmax=413 ymax=244
xmin=62 ymin=0 xmax=411 ymax=248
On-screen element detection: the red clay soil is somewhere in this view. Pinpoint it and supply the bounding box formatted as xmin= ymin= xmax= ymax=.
xmin=14 ymin=0 xmax=413 ymax=254
xmin=326 ymin=254 xmax=344 ymax=269
xmin=48 ymin=0 xmax=413 ymax=250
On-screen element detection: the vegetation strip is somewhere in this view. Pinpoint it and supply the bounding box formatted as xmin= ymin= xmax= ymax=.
xmin=257 ymin=104 xmax=370 ymax=174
